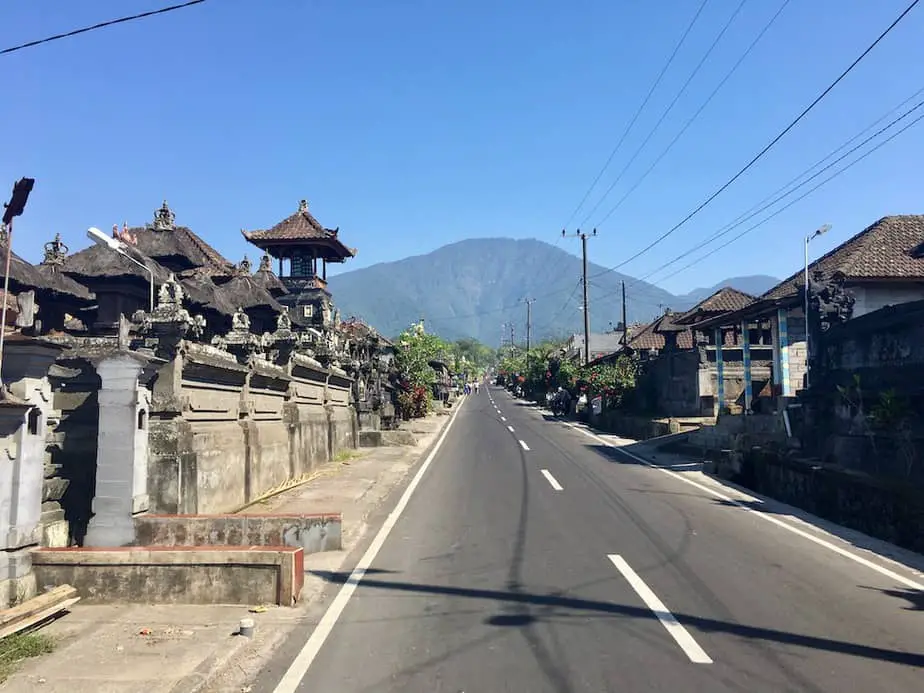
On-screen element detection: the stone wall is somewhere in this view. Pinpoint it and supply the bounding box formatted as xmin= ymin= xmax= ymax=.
xmin=739 ymin=448 xmax=924 ymax=554
xmin=809 ymin=299 xmax=924 ymax=486
xmin=47 ymin=358 xmax=101 ymax=547
xmin=588 ymin=411 xmax=708 ymax=440
xmin=687 ymin=412 xmax=787 ymax=454
xmin=639 ymin=347 xmax=772 ymax=417
xmin=148 ymin=344 xmax=357 ymax=515
xmin=0 ymin=338 xmax=64 ymax=607
xmin=785 ymin=307 xmax=807 ymax=395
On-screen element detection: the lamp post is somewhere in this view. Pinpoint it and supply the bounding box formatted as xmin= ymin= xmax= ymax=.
xmin=804 ymin=223 xmax=831 ymax=389
xmin=87 ymin=227 xmax=155 ymax=312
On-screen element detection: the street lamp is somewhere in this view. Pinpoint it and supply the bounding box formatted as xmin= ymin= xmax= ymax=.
xmin=87 ymin=227 xmax=154 ymax=312
xmin=804 ymin=223 xmax=831 ymax=389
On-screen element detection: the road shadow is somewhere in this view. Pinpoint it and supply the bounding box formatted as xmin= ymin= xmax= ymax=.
xmin=309 ymin=570 xmax=924 ymax=668
xmin=859 ymin=585 xmax=924 ymax=611
xmin=586 ymin=443 xmax=703 ymax=472
xmin=712 ymin=497 xmax=787 ymax=515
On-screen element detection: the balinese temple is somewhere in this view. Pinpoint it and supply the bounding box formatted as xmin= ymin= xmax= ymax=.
xmin=241 ymin=200 xmax=356 ymax=328
xmin=0 ymin=229 xmax=94 ymax=333
xmin=61 ymin=201 xmax=286 ymax=338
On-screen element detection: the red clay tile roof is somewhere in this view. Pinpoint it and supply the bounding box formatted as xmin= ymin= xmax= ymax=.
xmin=626 ymin=321 xmax=664 ymax=351
xmin=763 ymin=215 xmax=924 ymax=300
xmin=673 ymin=287 xmax=756 ymax=325
xmin=626 ymin=314 xmax=694 ymax=351
xmin=242 ymin=200 xmax=356 ymax=260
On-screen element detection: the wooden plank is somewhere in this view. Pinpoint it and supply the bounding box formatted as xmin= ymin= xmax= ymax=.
xmin=0 ymin=585 xmax=77 ymax=628
xmin=0 ymin=597 xmax=80 ymax=639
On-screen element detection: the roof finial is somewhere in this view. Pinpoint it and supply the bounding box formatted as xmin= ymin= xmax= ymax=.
xmin=238 ymin=255 xmax=252 ymax=275
xmin=298 ymin=199 xmax=308 ymax=213
xmin=42 ymin=232 xmax=69 ymax=266
xmin=258 ymin=253 xmax=272 ymax=273
xmin=153 ymin=200 xmax=176 ymax=230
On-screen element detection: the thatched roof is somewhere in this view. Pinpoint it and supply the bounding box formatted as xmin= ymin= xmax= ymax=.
xmin=175 ymin=268 xmax=238 ymax=317
xmin=0 ymin=233 xmax=93 ymax=301
xmin=251 ymin=254 xmax=288 ymax=297
xmin=219 ymin=274 xmax=286 ymax=314
xmin=62 ymin=242 xmax=171 ymax=286
xmin=64 ymin=202 xmax=235 ymax=280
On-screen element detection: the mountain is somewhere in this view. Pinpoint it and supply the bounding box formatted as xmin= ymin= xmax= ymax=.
xmin=677 ymin=275 xmax=780 ymax=305
xmin=326 ymin=239 xmax=778 ymax=344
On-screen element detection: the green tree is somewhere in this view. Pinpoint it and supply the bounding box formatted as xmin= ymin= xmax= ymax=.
xmin=581 ymin=355 xmax=637 ymax=408
xmin=395 ymin=321 xmax=448 ymax=388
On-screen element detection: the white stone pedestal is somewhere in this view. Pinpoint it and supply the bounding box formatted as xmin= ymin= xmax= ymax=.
xmin=84 ymin=353 xmax=152 ymax=548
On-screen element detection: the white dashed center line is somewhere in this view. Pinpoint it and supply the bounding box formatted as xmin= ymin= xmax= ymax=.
xmin=540 ymin=469 xmax=562 ymax=490
xmin=608 ymin=554 xmax=712 ymax=664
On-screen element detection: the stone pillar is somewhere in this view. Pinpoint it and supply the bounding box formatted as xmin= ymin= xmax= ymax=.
xmin=84 ymin=353 xmax=152 ymax=547
xmin=741 ymin=320 xmax=752 ymax=416
xmin=0 ymin=401 xmax=42 ymax=606
xmin=714 ymin=328 xmax=724 ymax=417
xmin=776 ymin=308 xmax=791 ymax=397
xmin=1 ymin=339 xmax=66 ymax=547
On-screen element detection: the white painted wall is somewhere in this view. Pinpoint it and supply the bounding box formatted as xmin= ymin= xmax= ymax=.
xmin=850 ymin=284 xmax=924 ymax=317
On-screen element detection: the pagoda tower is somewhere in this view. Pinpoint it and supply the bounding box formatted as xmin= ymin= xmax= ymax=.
xmin=242 ymin=200 xmax=356 ymax=328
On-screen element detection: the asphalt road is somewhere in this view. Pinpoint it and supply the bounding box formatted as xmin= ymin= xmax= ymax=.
xmin=261 ymin=387 xmax=924 ymax=693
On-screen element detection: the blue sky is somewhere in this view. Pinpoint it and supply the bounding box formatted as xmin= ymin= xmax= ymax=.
xmin=2 ymin=0 xmax=923 ymax=317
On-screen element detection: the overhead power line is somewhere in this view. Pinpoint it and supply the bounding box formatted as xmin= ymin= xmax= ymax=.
xmin=639 ymin=91 xmax=924 ymax=283
xmin=437 ymin=81 xmax=924 ymax=328
xmin=0 ymin=0 xmax=210 ymax=56
xmin=589 ymin=0 xmax=922 ymax=280
xmin=652 ymin=107 xmax=924 ymax=285
xmin=599 ymin=91 xmax=924 ymax=306
xmin=594 ymin=0 xmax=792 ymax=228
xmin=560 ymin=0 xmax=709 ymax=229
xmin=580 ymin=0 xmax=750 ymax=227
xmin=532 ymin=279 xmax=583 ymax=338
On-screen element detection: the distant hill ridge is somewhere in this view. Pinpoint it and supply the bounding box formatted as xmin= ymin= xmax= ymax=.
xmin=326 ymin=238 xmax=778 ymax=344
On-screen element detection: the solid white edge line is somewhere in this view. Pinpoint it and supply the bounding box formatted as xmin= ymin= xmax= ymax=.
xmin=608 ymin=554 xmax=713 ymax=664
xmin=563 ymin=421 xmax=924 ymax=592
xmin=519 ymin=439 xmax=530 ymax=451
xmin=271 ymin=395 xmax=467 ymax=693
xmin=540 ymin=469 xmax=563 ymax=490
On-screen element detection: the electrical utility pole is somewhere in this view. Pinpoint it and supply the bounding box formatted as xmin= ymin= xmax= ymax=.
xmin=620 ymin=280 xmax=627 ymax=346
xmin=563 ymin=228 xmax=596 ymax=364
xmin=523 ymin=298 xmax=535 ymax=370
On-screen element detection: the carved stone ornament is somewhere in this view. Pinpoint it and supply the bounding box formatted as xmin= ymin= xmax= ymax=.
xmin=277 ymin=306 xmax=292 ymax=331
xmin=258 ymin=254 xmax=273 ymax=273
xmin=238 ymin=256 xmax=252 ymax=275
xmin=298 ymin=199 xmax=309 ymax=213
xmin=132 ymin=274 xmax=206 ymax=357
xmin=152 ymin=200 xmax=176 ymax=231
xmin=158 ymin=273 xmax=185 ymax=308
xmin=42 ymin=233 xmax=68 ymax=266
xmin=188 ymin=314 xmax=207 ymax=340
xmin=231 ymin=306 xmax=250 ymax=331
xmin=808 ymin=270 xmax=855 ymax=333
xmin=217 ymin=307 xmax=260 ymax=363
